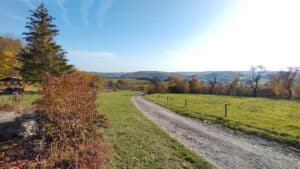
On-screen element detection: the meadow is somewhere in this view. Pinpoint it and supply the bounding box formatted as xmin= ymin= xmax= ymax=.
xmin=145 ymin=93 xmax=300 ymax=148
xmin=98 ymin=91 xmax=213 ymax=169
xmin=0 ymin=92 xmax=39 ymax=111
xmin=0 ymin=92 xmax=213 ymax=168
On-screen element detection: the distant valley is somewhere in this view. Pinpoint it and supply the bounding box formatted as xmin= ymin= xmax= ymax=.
xmin=97 ymin=71 xmax=282 ymax=84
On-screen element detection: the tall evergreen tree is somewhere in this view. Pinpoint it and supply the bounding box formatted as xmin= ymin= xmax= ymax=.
xmin=19 ymin=3 xmax=72 ymax=82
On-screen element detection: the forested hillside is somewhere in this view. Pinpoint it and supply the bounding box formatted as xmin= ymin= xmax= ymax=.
xmin=99 ymin=71 xmax=289 ymax=84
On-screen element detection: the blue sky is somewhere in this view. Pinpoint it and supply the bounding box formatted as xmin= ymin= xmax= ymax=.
xmin=1 ymin=0 xmax=300 ymax=72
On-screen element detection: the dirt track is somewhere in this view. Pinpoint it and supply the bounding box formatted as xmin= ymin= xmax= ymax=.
xmin=0 ymin=111 xmax=20 ymax=124
xmin=132 ymin=96 xmax=300 ymax=169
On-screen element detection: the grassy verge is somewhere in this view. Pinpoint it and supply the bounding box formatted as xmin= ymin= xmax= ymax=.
xmin=145 ymin=93 xmax=300 ymax=148
xmin=0 ymin=92 xmax=39 ymax=111
xmin=98 ymin=91 xmax=213 ymax=169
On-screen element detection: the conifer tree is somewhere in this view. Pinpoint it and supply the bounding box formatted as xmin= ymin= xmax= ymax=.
xmin=20 ymin=3 xmax=72 ymax=82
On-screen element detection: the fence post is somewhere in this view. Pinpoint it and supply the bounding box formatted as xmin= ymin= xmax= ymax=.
xmin=185 ymin=99 xmax=187 ymax=107
xmin=167 ymin=96 xmax=169 ymax=102
xmin=225 ymin=104 xmax=230 ymax=118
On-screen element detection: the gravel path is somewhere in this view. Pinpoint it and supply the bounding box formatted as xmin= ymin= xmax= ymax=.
xmin=132 ymin=96 xmax=300 ymax=169
xmin=0 ymin=111 xmax=20 ymax=124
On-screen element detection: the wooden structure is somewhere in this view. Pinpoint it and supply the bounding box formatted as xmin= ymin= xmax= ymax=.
xmin=0 ymin=77 xmax=23 ymax=94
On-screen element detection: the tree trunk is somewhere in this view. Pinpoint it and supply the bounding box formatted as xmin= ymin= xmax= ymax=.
xmin=253 ymin=87 xmax=257 ymax=97
xmin=227 ymin=86 xmax=233 ymax=95
xmin=287 ymin=88 xmax=292 ymax=99
xmin=253 ymin=81 xmax=258 ymax=97
xmin=210 ymin=85 xmax=215 ymax=94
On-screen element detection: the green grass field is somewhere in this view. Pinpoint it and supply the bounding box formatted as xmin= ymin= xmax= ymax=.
xmin=98 ymin=91 xmax=213 ymax=169
xmin=145 ymin=93 xmax=300 ymax=148
xmin=0 ymin=92 xmax=39 ymax=111
xmin=0 ymin=91 xmax=213 ymax=168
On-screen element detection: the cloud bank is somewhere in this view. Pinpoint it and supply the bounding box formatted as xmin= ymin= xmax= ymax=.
xmin=80 ymin=0 xmax=94 ymax=27
xmin=97 ymin=0 xmax=113 ymax=27
xmin=55 ymin=0 xmax=71 ymax=25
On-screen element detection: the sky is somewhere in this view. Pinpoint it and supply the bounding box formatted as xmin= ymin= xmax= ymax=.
xmin=0 ymin=0 xmax=299 ymax=72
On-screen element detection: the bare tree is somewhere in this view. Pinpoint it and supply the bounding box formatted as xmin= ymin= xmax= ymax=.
xmin=284 ymin=67 xmax=299 ymax=99
xmin=208 ymin=77 xmax=217 ymax=94
xmin=250 ymin=65 xmax=266 ymax=97
xmin=227 ymin=76 xmax=240 ymax=95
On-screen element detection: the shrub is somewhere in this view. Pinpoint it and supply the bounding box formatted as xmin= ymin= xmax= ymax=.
xmin=35 ymin=71 xmax=109 ymax=168
xmin=0 ymin=71 xmax=109 ymax=169
xmin=90 ymin=74 xmax=107 ymax=90
xmin=116 ymin=79 xmax=129 ymax=89
xmin=136 ymin=84 xmax=148 ymax=91
xmin=213 ymin=84 xmax=226 ymax=95
xmin=189 ymin=78 xmax=201 ymax=93
xmin=257 ymin=85 xmax=277 ymax=98
xmin=147 ymin=82 xmax=168 ymax=94
xmin=199 ymin=84 xmax=210 ymax=94
xmin=168 ymin=76 xmax=190 ymax=93
xmin=0 ymin=102 xmax=15 ymax=111
xmin=37 ymin=72 xmax=97 ymax=116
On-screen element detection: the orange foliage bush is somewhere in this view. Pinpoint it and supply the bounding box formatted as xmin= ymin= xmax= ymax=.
xmin=36 ymin=71 xmax=109 ymax=168
xmin=0 ymin=102 xmax=15 ymax=111
xmin=38 ymin=71 xmax=97 ymax=116
xmin=0 ymin=71 xmax=109 ymax=169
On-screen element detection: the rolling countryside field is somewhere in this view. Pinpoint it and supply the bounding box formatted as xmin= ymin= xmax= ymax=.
xmin=0 ymin=92 xmax=213 ymax=169
xmin=145 ymin=93 xmax=300 ymax=147
xmin=2 ymin=1 xmax=300 ymax=168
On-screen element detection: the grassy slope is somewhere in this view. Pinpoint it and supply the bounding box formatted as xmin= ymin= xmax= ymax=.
xmin=0 ymin=92 xmax=39 ymax=111
xmin=145 ymin=94 xmax=300 ymax=148
xmin=98 ymin=91 xmax=213 ymax=169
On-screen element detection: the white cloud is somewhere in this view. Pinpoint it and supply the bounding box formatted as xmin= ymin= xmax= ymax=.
xmin=55 ymin=0 xmax=71 ymax=25
xmin=19 ymin=0 xmax=35 ymax=9
xmin=109 ymin=13 xmax=160 ymax=22
xmin=98 ymin=0 xmax=113 ymax=27
xmin=69 ymin=50 xmax=117 ymax=59
xmin=3 ymin=12 xmax=25 ymax=22
xmin=80 ymin=0 xmax=94 ymax=27
xmin=167 ymin=0 xmax=300 ymax=71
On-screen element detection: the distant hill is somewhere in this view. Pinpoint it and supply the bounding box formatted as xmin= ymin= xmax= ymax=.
xmin=96 ymin=71 xmax=268 ymax=84
xmin=96 ymin=71 xmax=297 ymax=84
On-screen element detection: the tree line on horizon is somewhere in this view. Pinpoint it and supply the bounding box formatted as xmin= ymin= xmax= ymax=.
xmin=1 ymin=3 xmax=299 ymax=100
xmin=146 ymin=65 xmax=300 ymax=100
